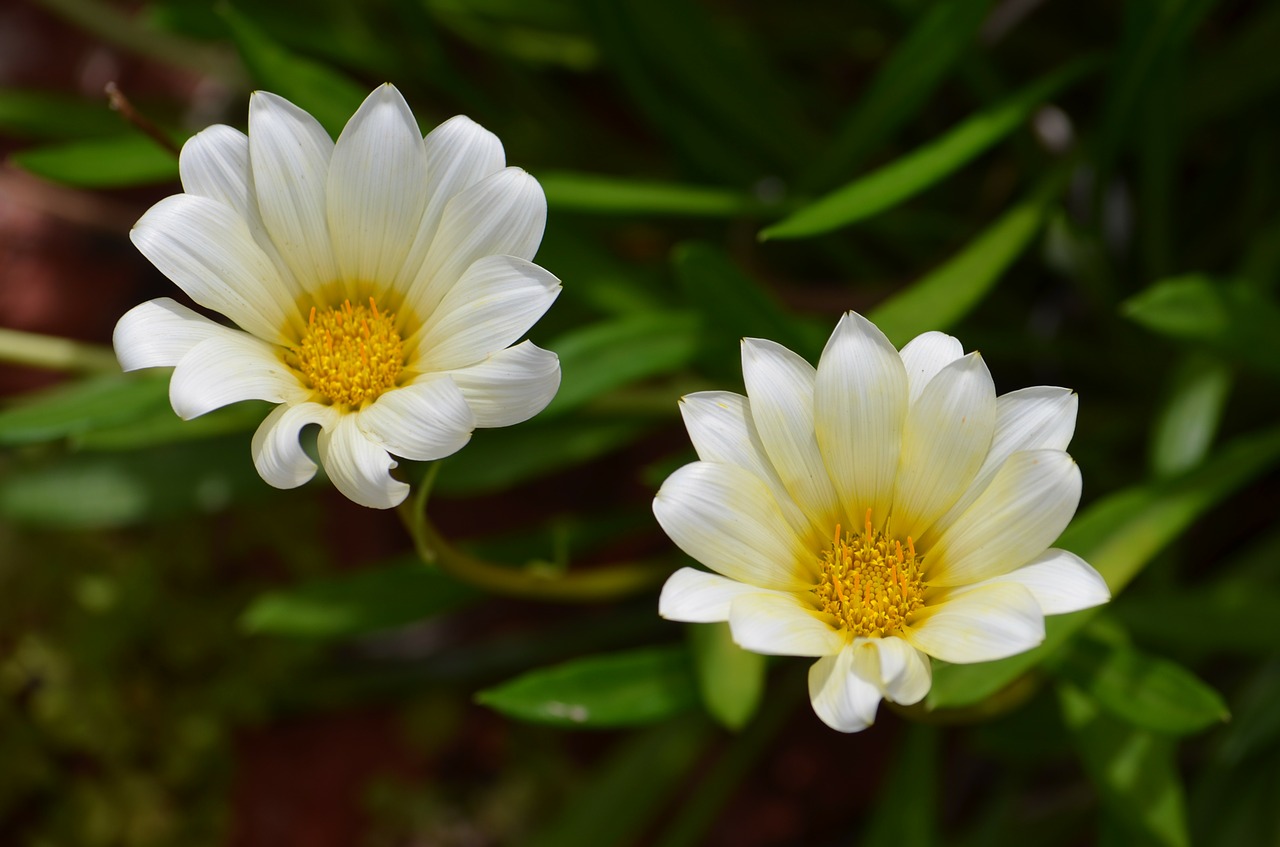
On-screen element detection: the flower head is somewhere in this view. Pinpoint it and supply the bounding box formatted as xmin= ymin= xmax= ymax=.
xmin=114 ymin=84 xmax=560 ymax=508
xmin=654 ymin=312 xmax=1109 ymax=732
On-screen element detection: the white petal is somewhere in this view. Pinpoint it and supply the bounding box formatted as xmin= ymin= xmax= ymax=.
xmin=114 ymin=298 xmax=239 ymax=370
xmin=728 ymin=593 xmax=844 ymax=656
xmin=130 ymin=194 xmax=298 ymax=344
xmin=356 ymin=376 xmax=476 ymax=461
xmin=327 ymin=84 xmax=429 ymax=294
xmin=251 ymin=401 xmax=337 ymax=489
xmin=970 ymin=548 xmax=1110 ymax=615
xmin=740 ymin=338 xmax=839 ymax=528
xmin=807 ymin=643 xmax=884 ymax=733
xmin=179 ymin=123 xmax=302 ymax=300
xmin=891 ymin=352 xmax=996 ymax=539
xmin=871 ymin=636 xmax=932 ymax=705
xmin=928 ymin=449 xmax=1082 ymax=587
xmin=444 ymin=340 xmax=559 ymax=428
xmin=678 ymin=391 xmax=810 ymax=539
xmin=904 ymin=581 xmax=1044 ymax=663
xmin=658 ymin=567 xmax=781 ymax=623
xmin=923 ymin=386 xmax=1078 ymax=547
xmin=248 ymin=91 xmax=337 ymax=295
xmin=652 ymin=461 xmax=813 ymax=591
xmin=169 ymin=333 xmax=307 ymax=420
xmin=393 ymin=115 xmax=506 ymax=290
xmin=316 ymin=413 xmax=408 ymax=509
xmin=411 ymin=255 xmax=560 ymax=370
xmin=898 ymin=331 xmax=964 ymax=403
xmin=813 ymin=312 xmax=908 ymax=525
xmin=406 ymin=167 xmax=546 ymax=317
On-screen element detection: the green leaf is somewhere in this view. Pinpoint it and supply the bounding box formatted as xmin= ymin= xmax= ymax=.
xmin=542 ymin=172 xmax=761 ymax=217
xmin=1122 ymin=276 xmax=1280 ymax=377
xmin=0 ymin=373 xmax=169 ymax=446
xmin=75 ymin=401 xmax=271 ymax=451
xmin=802 ymin=0 xmax=993 ymax=189
xmin=672 ymin=242 xmax=827 ymax=361
xmin=543 ymin=312 xmax=701 ymax=416
xmin=221 ymin=5 xmax=368 ymax=137
xmin=1050 ymin=633 xmax=1229 ymax=735
xmin=526 ymin=718 xmax=709 ymax=847
xmin=870 ymin=168 xmax=1067 ymax=347
xmin=240 ymin=558 xmax=478 ymax=638
xmin=688 ymin=622 xmax=766 ymax=731
xmin=763 ymin=58 xmax=1098 ymax=240
xmin=928 ymin=424 xmax=1280 ymax=710
xmin=859 ymin=724 xmax=939 ymax=846
xmin=1059 ymin=683 xmax=1191 ymax=847
xmin=475 ymin=645 xmax=699 ymax=728
xmin=9 ymin=133 xmax=180 ymax=188
xmin=1148 ymin=355 xmax=1233 ymax=478
xmin=0 ymin=90 xmax=125 ymax=140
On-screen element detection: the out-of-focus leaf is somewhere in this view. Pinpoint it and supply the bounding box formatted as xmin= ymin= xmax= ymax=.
xmin=221 ymin=5 xmax=367 ymax=137
xmin=870 ymin=169 xmax=1067 ymax=347
xmin=859 ymin=724 xmax=939 ymax=846
xmin=688 ymin=622 xmax=765 ymax=731
xmin=1186 ymin=2 xmax=1280 ymax=125
xmin=1059 ymin=683 xmax=1191 ymax=847
xmin=537 ymin=227 xmax=667 ymax=316
xmin=673 ymin=242 xmax=826 ymax=361
xmin=765 ymin=59 xmax=1097 ymax=240
xmin=240 ymin=558 xmax=478 ymax=638
xmin=475 ymin=645 xmax=698 ymax=728
xmin=803 ymin=0 xmax=993 ymax=189
xmin=0 ymin=435 xmax=271 ymax=528
xmin=433 ymin=418 xmax=650 ymax=496
xmin=526 ymin=718 xmax=708 ymax=847
xmin=0 ymin=90 xmax=124 ymax=140
xmin=76 ymin=401 xmax=271 ymax=451
xmin=9 ymin=133 xmax=180 ymax=188
xmin=542 ymin=172 xmax=761 ymax=217
xmin=1122 ymin=276 xmax=1280 ymax=377
xmin=1149 ymin=355 xmax=1232 ymax=478
xmin=928 ymin=425 xmax=1280 ymax=709
xmin=1050 ymin=633 xmax=1228 ymax=735
xmin=543 ymin=312 xmax=700 ymax=416
xmin=0 ymin=373 xmax=169 ymax=446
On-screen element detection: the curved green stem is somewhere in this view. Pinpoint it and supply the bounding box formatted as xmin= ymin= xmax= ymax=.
xmin=397 ymin=470 xmax=669 ymax=603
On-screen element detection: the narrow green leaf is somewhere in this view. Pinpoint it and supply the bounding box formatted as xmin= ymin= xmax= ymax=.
xmin=542 ymin=172 xmax=760 ymax=217
xmin=870 ymin=169 xmax=1067 ymax=347
xmin=672 ymin=242 xmax=826 ymax=361
xmin=75 ymin=401 xmax=271 ymax=451
xmin=220 ymin=5 xmax=367 ymax=137
xmin=0 ymin=373 xmax=169 ymax=445
xmin=764 ymin=58 xmax=1098 ymax=240
xmin=241 ymin=558 xmax=478 ymax=638
xmin=475 ymin=646 xmax=699 ymax=728
xmin=688 ymin=622 xmax=766 ymax=731
xmin=0 ymin=90 xmax=124 ymax=140
xmin=9 ymin=133 xmax=180 ymax=188
xmin=928 ymin=425 xmax=1280 ymax=709
xmin=803 ymin=0 xmax=993 ymax=189
xmin=526 ymin=718 xmax=709 ymax=847
xmin=1149 ymin=354 xmax=1232 ymax=478
xmin=1059 ymin=683 xmax=1191 ymax=847
xmin=543 ymin=312 xmax=701 ymax=416
xmin=859 ymin=724 xmax=939 ymax=846
xmin=1051 ymin=634 xmax=1229 ymax=736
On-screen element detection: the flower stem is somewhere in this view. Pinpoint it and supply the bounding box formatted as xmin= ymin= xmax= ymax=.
xmin=397 ymin=468 xmax=669 ymax=603
xmin=0 ymin=328 xmax=120 ymax=373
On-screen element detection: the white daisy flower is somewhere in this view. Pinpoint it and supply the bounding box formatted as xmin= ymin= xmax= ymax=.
xmin=114 ymin=84 xmax=561 ymax=509
xmin=654 ymin=312 xmax=1110 ymax=732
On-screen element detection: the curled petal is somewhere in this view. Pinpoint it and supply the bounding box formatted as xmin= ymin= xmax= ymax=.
xmin=807 ymin=642 xmax=884 ymax=733
xmin=114 ymin=298 xmax=238 ymax=371
xmin=871 ymin=636 xmax=932 ymax=705
xmin=357 ymin=376 xmax=476 ymax=462
xmin=169 ymin=334 xmax=306 ymax=420
xmin=317 ymin=413 xmax=409 ymax=509
xmin=251 ymin=402 xmax=338 ymax=489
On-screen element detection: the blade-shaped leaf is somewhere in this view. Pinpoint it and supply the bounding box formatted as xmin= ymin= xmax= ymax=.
xmin=688 ymin=622 xmax=766 ymax=731
xmin=475 ymin=645 xmax=699 ymax=728
xmin=0 ymin=372 xmax=170 ymax=446
xmin=10 ymin=133 xmax=180 ymax=188
xmin=543 ymin=172 xmax=762 ymax=217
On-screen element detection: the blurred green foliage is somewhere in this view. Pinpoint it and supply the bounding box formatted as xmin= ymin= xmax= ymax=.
xmin=3 ymin=0 xmax=1280 ymax=844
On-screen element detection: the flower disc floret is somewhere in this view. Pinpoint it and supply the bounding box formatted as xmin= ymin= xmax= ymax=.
xmin=291 ymin=298 xmax=404 ymax=407
xmin=816 ymin=510 xmax=924 ymax=638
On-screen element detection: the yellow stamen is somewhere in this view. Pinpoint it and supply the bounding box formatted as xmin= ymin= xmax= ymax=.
xmin=815 ymin=512 xmax=925 ymax=638
xmin=289 ymin=297 xmax=404 ymax=408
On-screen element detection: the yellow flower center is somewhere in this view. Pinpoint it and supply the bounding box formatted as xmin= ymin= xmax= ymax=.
xmin=815 ymin=510 xmax=924 ymax=638
xmin=291 ymin=298 xmax=404 ymax=407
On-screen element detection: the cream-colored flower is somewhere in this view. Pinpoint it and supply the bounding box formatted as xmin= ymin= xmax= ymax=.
xmin=114 ymin=84 xmax=560 ymax=508
xmin=654 ymin=312 xmax=1109 ymax=732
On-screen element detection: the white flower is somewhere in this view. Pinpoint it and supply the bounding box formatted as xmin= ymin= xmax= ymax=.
xmin=654 ymin=312 xmax=1110 ymax=732
xmin=114 ymin=84 xmax=561 ymax=509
